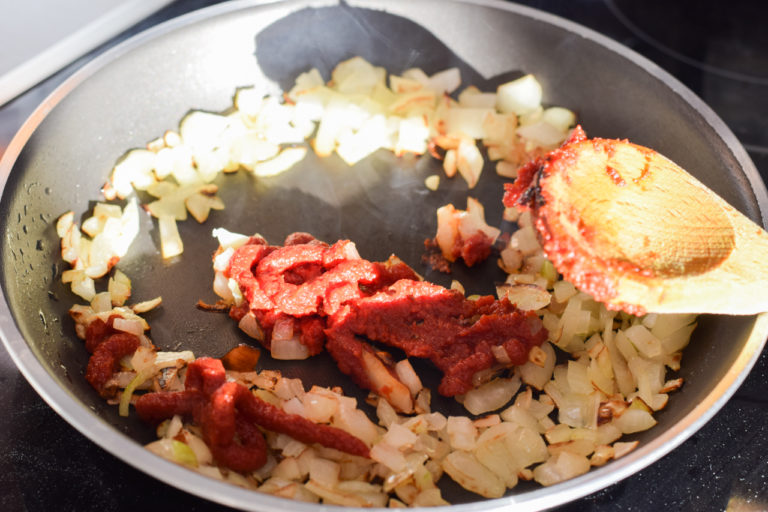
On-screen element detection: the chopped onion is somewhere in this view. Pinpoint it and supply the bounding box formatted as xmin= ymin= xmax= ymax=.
xmin=442 ymin=451 xmax=505 ymax=499
xmin=371 ymin=443 xmax=409 ymax=472
xmin=108 ymin=269 xmax=131 ymax=306
xmin=271 ymin=337 xmax=310 ymax=360
xmin=158 ymin=215 xmax=183 ymax=259
xmin=533 ymin=451 xmax=591 ymax=486
xmin=113 ymin=317 xmax=145 ymax=336
xmin=238 ymin=312 xmax=265 ymax=341
xmin=496 ymin=74 xmax=542 ymax=116
xmin=394 ymin=359 xmax=423 ymax=396
xmin=461 ymin=377 xmax=521 ymax=415
xmin=119 ymin=369 xmax=154 ymax=417
xmin=132 ymin=296 xmax=162 ymax=313
xmin=212 ymin=227 xmax=249 ymax=250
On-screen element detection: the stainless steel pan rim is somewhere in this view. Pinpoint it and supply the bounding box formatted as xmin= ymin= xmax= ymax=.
xmin=1 ymin=1 xmax=767 ymax=510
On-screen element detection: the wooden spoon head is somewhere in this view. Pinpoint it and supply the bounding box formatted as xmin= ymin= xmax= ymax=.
xmin=510 ymin=136 xmax=768 ymax=315
xmin=543 ymin=139 xmax=735 ymax=277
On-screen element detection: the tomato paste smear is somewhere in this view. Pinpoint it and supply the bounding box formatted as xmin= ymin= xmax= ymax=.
xmin=135 ymin=357 xmax=370 ymax=472
xmin=326 ymin=280 xmax=547 ymax=397
xmin=84 ymin=315 xmax=369 ymax=472
xmin=225 ymin=233 xmax=548 ymax=400
xmin=85 ymin=315 xmax=142 ymax=397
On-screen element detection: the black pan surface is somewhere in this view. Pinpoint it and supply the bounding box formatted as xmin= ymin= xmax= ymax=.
xmin=1 ymin=1 xmax=766 ymax=510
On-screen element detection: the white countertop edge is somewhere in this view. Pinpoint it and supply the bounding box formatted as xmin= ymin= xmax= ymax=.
xmin=0 ymin=0 xmax=176 ymax=107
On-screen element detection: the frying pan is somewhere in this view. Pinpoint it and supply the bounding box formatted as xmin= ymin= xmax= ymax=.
xmin=1 ymin=0 xmax=767 ymax=510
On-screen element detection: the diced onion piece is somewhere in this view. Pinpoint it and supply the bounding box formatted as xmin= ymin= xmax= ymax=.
xmin=235 ymin=85 xmax=268 ymax=116
xmin=113 ymin=198 xmax=140 ymax=258
xmin=56 ymin=211 xmax=74 ymax=238
xmin=108 ymin=269 xmax=131 ymax=306
xmin=435 ymin=204 xmax=460 ymax=261
xmin=179 ymin=111 xmax=231 ymax=152
xmin=132 ymin=296 xmax=162 ymax=313
xmin=612 ymin=440 xmax=639 ymax=459
xmin=110 ymin=149 xmax=157 ymax=199
xmin=460 ymin=197 xmax=500 ymax=241
xmin=455 ymin=138 xmax=483 ymax=189
xmin=158 ymin=215 xmax=183 ymax=259
xmin=304 ymin=480 xmax=385 ymax=508
xmin=553 ymin=281 xmax=578 ymax=303
xmin=389 ymin=89 xmax=436 ymax=117
xmin=443 ymin=149 xmax=457 ymax=178
xmin=238 ymin=312 xmax=265 ymax=341
xmin=361 ymin=350 xmax=413 ymax=413
xmin=155 ymin=350 xmax=195 ymax=368
xmin=146 ymin=194 xmax=188 ymax=221
xmin=71 ymin=273 xmax=96 ymax=301
xmin=445 ymin=108 xmax=494 ymax=139
xmin=394 ymin=359 xmax=423 ymax=396
xmin=119 ymin=369 xmax=153 ymax=417
xmin=475 ymin=422 xmax=548 ymax=486
xmin=624 ymin=324 xmax=663 ymax=358
xmin=442 ymin=451 xmax=506 ymax=499
xmin=496 ymin=74 xmax=542 ymax=116
xmin=497 ymin=283 xmax=551 ymax=311
xmin=90 ymin=291 xmax=112 ymax=313
xmin=395 ymin=116 xmax=430 ymax=155
xmin=517 ymin=120 xmax=569 ymax=148
xmin=271 ymin=337 xmax=310 ymax=360
xmin=446 ymin=416 xmax=477 ymax=451
xmin=461 ymin=377 xmax=521 ymax=415
xmin=542 ymin=107 xmax=576 ymax=133
xmin=336 ymin=115 xmax=388 ymax=165
xmin=227 ymin=279 xmax=244 ymax=306
xmin=212 ymin=247 xmax=234 ymax=273
xmin=212 ymin=272 xmax=233 ymax=301
xmin=458 ymin=87 xmax=497 ymax=109
xmin=185 ymin=191 xmax=224 ymax=223
xmin=382 ymin=422 xmax=419 ymax=450
xmin=428 ymin=67 xmax=461 ymax=95
xmin=113 ymin=317 xmax=145 ymax=336
xmin=333 ymin=57 xmax=385 ymax=95
xmin=171 ymin=439 xmax=199 ymax=468
xmin=533 ymin=451 xmax=591 ymax=486
xmin=519 ymin=342 xmax=556 ymax=390
xmin=370 ymin=442 xmax=408 ymax=472
xmin=391 ymin=74 xmax=425 ymax=94
xmin=212 ymin=227 xmax=250 ymax=250
xmin=412 ymin=488 xmax=448 ymax=507
xmin=613 ymin=408 xmax=657 ymax=434
xmin=332 ymin=399 xmax=379 ymax=446
xmin=424 ymin=174 xmax=440 ymax=190
xmin=314 ymin=95 xmax=365 ymax=156
xmin=302 ymin=392 xmax=338 ymax=423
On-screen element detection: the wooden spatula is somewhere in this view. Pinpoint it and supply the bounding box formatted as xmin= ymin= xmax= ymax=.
xmin=504 ymin=129 xmax=768 ymax=315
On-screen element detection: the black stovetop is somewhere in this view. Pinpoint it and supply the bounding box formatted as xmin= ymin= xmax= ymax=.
xmin=1 ymin=1 xmax=767 ymax=510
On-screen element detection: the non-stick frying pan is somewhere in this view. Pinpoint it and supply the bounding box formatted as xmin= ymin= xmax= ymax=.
xmin=1 ymin=1 xmax=767 ymax=510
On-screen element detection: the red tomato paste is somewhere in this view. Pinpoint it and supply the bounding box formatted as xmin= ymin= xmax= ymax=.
xmin=224 ymin=233 xmax=547 ymax=401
